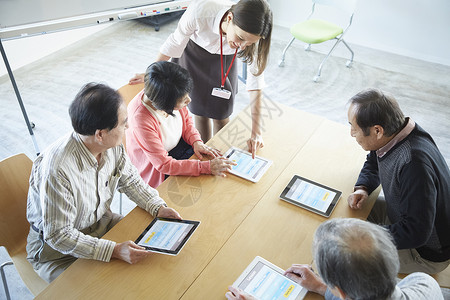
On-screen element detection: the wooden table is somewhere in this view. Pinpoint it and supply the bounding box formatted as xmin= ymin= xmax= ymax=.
xmin=37 ymin=100 xmax=377 ymax=299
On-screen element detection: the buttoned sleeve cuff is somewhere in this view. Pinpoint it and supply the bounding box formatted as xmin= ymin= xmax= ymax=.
xmin=153 ymin=203 xmax=168 ymax=218
xmin=149 ymin=201 xmax=168 ymax=217
xmin=94 ymin=239 xmax=116 ymax=262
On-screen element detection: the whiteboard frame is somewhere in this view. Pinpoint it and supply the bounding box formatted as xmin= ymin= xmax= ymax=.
xmin=0 ymin=0 xmax=190 ymax=40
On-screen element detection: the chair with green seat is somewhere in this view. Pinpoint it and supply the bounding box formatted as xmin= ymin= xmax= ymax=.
xmin=279 ymin=0 xmax=358 ymax=82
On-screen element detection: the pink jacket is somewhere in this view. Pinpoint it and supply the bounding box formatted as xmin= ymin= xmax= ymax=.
xmin=126 ymin=90 xmax=211 ymax=188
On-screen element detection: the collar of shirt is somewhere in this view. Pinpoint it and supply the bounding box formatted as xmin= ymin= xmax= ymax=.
xmin=212 ymin=7 xmax=229 ymax=36
xmin=376 ymin=118 xmax=415 ymax=158
xmin=72 ymin=132 xmax=104 ymax=170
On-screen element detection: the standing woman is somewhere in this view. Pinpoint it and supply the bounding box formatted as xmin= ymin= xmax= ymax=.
xmin=130 ymin=0 xmax=273 ymax=158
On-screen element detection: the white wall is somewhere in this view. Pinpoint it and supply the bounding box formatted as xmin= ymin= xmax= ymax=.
xmin=270 ymin=0 xmax=450 ymax=66
xmin=0 ymin=24 xmax=111 ymax=77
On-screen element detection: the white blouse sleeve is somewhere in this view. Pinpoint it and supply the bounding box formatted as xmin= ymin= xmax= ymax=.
xmin=245 ymin=59 xmax=266 ymax=91
xmin=159 ymin=3 xmax=199 ymax=58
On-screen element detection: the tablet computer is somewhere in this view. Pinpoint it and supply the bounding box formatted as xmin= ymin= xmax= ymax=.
xmin=232 ymin=256 xmax=307 ymax=300
xmin=134 ymin=217 xmax=200 ymax=256
xmin=280 ymin=175 xmax=342 ymax=218
xmin=224 ymin=147 xmax=272 ymax=183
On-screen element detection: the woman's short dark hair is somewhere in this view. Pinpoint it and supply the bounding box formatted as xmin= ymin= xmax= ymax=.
xmin=349 ymin=88 xmax=405 ymax=136
xmin=230 ymin=0 xmax=273 ymax=76
xmin=144 ymin=61 xmax=193 ymax=116
xmin=69 ymin=83 xmax=122 ymax=135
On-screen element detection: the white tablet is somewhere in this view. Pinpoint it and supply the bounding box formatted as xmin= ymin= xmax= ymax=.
xmin=280 ymin=175 xmax=342 ymax=218
xmin=134 ymin=218 xmax=200 ymax=256
xmin=224 ymin=147 xmax=272 ymax=183
xmin=232 ymin=256 xmax=307 ymax=300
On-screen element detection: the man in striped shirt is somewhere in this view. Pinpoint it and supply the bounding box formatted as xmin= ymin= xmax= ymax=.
xmin=26 ymin=83 xmax=181 ymax=283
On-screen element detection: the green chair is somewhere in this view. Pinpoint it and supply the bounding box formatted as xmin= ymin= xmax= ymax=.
xmin=279 ymin=0 xmax=358 ymax=82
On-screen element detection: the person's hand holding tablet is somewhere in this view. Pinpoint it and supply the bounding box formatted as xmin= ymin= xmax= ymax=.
xmin=226 ymin=286 xmax=257 ymax=300
xmin=156 ymin=206 xmax=182 ymax=219
xmin=230 ymin=256 xmax=307 ymax=299
xmin=284 ymin=265 xmax=327 ymax=296
xmin=135 ymin=218 xmax=200 ymax=256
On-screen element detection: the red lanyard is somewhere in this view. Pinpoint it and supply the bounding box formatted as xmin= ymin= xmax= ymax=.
xmin=220 ymin=31 xmax=238 ymax=88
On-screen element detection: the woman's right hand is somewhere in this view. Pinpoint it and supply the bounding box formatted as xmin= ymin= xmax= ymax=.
xmin=129 ymin=73 xmax=145 ymax=85
xmin=210 ymin=157 xmax=236 ymax=177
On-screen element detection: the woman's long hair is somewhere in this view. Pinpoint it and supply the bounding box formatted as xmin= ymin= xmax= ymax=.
xmin=230 ymin=0 xmax=273 ymax=76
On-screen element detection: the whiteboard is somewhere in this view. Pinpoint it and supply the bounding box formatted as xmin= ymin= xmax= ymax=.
xmin=0 ymin=0 xmax=190 ymax=40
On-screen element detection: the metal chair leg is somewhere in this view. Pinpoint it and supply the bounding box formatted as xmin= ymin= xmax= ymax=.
xmin=314 ymin=37 xmax=343 ymax=82
xmin=341 ymin=39 xmax=354 ymax=67
xmin=1 ymin=261 xmax=13 ymax=300
xmin=279 ymin=37 xmax=295 ymax=67
xmin=119 ymin=193 xmax=123 ymax=215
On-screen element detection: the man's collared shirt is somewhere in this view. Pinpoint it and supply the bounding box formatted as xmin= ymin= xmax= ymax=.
xmin=376 ymin=118 xmax=415 ymax=158
xmin=27 ymin=132 xmax=166 ymax=262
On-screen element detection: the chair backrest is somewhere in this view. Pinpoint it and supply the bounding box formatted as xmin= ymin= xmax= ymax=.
xmin=0 ymin=153 xmax=33 ymax=256
xmin=117 ymin=83 xmax=145 ymax=149
xmin=313 ymin=0 xmax=357 ymax=15
xmin=118 ymin=83 xmax=145 ymax=107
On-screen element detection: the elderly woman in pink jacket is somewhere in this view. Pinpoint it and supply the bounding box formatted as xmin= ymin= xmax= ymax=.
xmin=126 ymin=61 xmax=235 ymax=188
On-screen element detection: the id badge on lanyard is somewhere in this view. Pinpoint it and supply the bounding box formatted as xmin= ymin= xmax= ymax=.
xmin=212 ymin=31 xmax=238 ymax=100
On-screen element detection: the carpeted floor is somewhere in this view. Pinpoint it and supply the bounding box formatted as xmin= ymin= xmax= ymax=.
xmin=0 ymin=17 xmax=449 ymax=299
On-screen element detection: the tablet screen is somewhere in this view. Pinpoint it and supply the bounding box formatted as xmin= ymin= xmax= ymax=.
xmin=135 ymin=218 xmax=200 ymax=256
xmin=280 ymin=175 xmax=342 ymax=217
xmin=233 ymin=256 xmax=306 ymax=300
xmin=224 ymin=147 xmax=272 ymax=182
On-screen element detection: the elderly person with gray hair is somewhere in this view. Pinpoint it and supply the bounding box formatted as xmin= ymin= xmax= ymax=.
xmin=226 ymin=218 xmax=443 ymax=299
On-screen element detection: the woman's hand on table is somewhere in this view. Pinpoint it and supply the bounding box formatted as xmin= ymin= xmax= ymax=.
xmin=210 ymin=157 xmax=236 ymax=177
xmin=193 ymin=141 xmax=221 ymax=159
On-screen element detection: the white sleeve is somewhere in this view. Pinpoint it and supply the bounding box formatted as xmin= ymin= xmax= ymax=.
xmin=245 ymin=59 xmax=266 ymax=90
xmin=159 ymin=3 xmax=199 ymax=58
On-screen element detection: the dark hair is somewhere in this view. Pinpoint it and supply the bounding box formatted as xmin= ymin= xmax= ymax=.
xmin=349 ymin=88 xmax=405 ymax=136
xmin=69 ymin=83 xmax=122 ymax=135
xmin=144 ymin=61 xmax=193 ymax=116
xmin=230 ymin=0 xmax=273 ymax=76
xmin=314 ymin=218 xmax=399 ymax=300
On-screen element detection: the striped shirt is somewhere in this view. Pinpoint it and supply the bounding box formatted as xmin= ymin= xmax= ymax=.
xmin=27 ymin=132 xmax=166 ymax=262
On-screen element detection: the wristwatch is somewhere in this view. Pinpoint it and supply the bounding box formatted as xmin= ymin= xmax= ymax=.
xmin=155 ymin=203 xmax=168 ymax=216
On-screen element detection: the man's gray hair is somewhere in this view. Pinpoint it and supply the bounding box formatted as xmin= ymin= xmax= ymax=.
xmin=314 ymin=218 xmax=399 ymax=300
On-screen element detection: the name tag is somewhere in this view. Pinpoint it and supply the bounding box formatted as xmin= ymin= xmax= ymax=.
xmin=211 ymin=87 xmax=232 ymax=100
